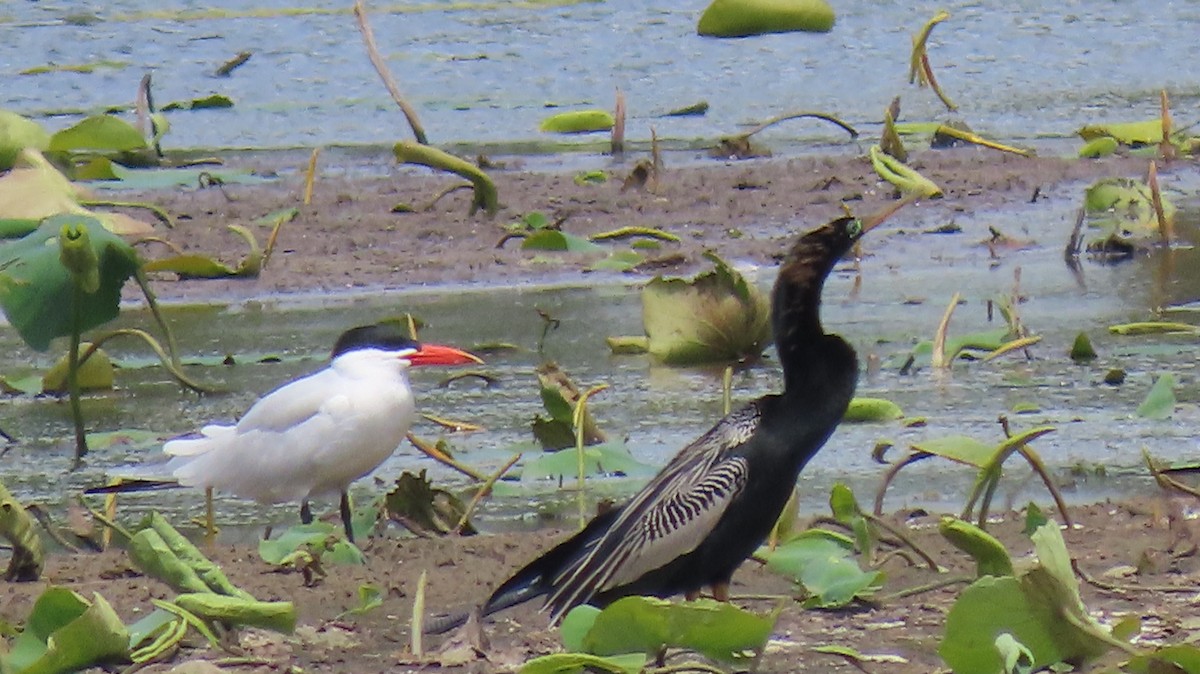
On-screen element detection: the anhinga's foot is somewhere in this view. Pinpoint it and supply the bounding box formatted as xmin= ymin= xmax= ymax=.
xmin=684 ymin=583 xmax=730 ymax=602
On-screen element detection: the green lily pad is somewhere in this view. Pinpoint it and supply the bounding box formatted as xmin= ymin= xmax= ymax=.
xmin=19 ymin=60 xmax=128 ymax=76
xmin=662 ymin=101 xmax=709 ymax=117
xmin=908 ymin=435 xmax=996 ymax=468
xmin=1069 ymin=332 xmax=1097 ymax=362
xmin=642 ymin=252 xmax=770 ymax=365
xmin=539 ymin=110 xmax=615 ymax=134
xmin=560 ymin=605 xmax=603 ymax=652
xmin=1124 ymin=644 xmax=1200 ymax=674
xmin=581 ymin=596 xmax=777 ymax=663
xmin=573 ymin=170 xmax=607 ymax=186
xmin=0 ymin=111 xmax=50 ymax=171
xmin=48 ymin=115 xmax=146 ymax=153
xmin=1084 ymin=177 xmax=1175 ymax=241
xmin=41 ymin=343 xmax=114 ymax=393
xmin=587 ymin=250 xmax=644 ymax=272
xmin=1078 ymin=120 xmax=1163 ymax=146
xmin=697 ymin=0 xmax=835 ymax=37
xmin=843 ymin=397 xmax=903 ymax=422
xmin=759 ymin=532 xmax=883 ymax=608
xmin=0 ymin=214 xmax=141 ymax=352
xmin=173 ymin=593 xmax=296 ymax=633
xmin=4 ymin=587 xmax=129 ymax=674
xmin=939 ymin=522 xmax=1113 ymax=673
xmin=520 ymin=652 xmax=647 ymax=674
xmin=0 ymin=150 xmax=154 ymax=234
xmin=939 ymin=517 xmax=1013 ymax=577
xmin=258 ymin=522 xmax=364 ymax=566
xmin=161 ymin=94 xmax=234 ymax=111
xmin=1136 ymin=373 xmax=1176 ymax=420
xmin=521 ymin=230 xmax=606 ymax=254
xmin=1078 ymin=137 xmax=1119 ymax=158
xmin=521 ymin=441 xmax=654 ymax=482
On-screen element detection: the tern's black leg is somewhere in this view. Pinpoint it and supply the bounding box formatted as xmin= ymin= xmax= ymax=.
xmin=300 ymin=500 xmax=313 ymax=524
xmin=340 ymin=491 xmax=355 ymax=543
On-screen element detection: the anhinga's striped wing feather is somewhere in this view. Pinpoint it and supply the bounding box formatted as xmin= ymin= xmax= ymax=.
xmin=542 ymin=404 xmax=760 ymax=620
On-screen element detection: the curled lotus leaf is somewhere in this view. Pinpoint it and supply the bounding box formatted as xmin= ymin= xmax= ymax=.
xmin=642 ymin=252 xmax=771 ymax=365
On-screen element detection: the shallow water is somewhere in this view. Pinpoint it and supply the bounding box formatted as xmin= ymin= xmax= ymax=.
xmin=2 ymin=186 xmax=1198 ymax=532
xmin=4 ymin=0 xmax=1200 ymax=532
xmin=4 ymin=1 xmax=1200 ymax=153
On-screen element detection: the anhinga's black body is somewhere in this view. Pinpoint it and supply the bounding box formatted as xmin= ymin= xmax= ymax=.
xmin=430 ymin=216 xmax=870 ymax=631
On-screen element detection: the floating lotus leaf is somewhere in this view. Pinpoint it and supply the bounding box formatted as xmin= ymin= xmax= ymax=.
xmin=48 ymin=115 xmax=146 ymax=153
xmin=697 ymin=0 xmax=834 ymax=37
xmin=1136 ymin=373 xmax=1176 ymax=420
xmin=0 ymin=214 xmax=141 ymax=352
xmin=161 ymin=93 xmax=234 ymax=111
xmin=581 ymin=596 xmax=776 ymax=663
xmin=642 ymin=253 xmax=771 ymax=365
xmin=41 ymin=343 xmax=114 ymax=393
xmin=520 ymin=441 xmax=655 ymax=482
xmin=0 ymin=110 xmax=49 ymax=171
xmin=1077 ymin=120 xmax=1163 ymax=145
xmin=539 ymin=110 xmax=614 ymax=134
xmin=843 ymin=397 xmax=903 ymax=422
xmin=1078 ymin=136 xmax=1118 ymax=158
xmin=1083 ymin=177 xmax=1174 ymax=242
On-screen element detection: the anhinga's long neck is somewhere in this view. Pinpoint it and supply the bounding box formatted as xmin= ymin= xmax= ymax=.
xmin=770 ymin=223 xmax=854 ymax=395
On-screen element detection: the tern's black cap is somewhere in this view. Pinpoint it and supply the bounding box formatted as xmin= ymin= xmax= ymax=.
xmin=331 ymin=323 xmax=420 ymax=359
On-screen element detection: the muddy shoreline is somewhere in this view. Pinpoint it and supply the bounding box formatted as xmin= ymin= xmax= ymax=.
xmin=133 ymin=150 xmax=1150 ymax=303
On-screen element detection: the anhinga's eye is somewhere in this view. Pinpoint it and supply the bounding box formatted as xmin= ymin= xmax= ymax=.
xmin=846 ymin=219 xmax=863 ymax=238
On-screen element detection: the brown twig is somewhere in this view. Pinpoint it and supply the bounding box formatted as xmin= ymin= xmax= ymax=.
xmin=406 ymin=433 xmax=488 ymax=481
xmin=353 ymin=0 xmax=427 ymax=145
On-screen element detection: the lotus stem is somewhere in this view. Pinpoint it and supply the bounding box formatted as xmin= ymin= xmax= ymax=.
xmin=731 ymin=110 xmax=858 ymax=143
xmin=863 ymin=512 xmax=939 ymax=570
xmin=872 ymin=451 xmax=930 ymax=516
xmin=68 ymin=285 xmax=88 ymax=465
xmin=81 ymin=328 xmax=218 ymax=394
xmin=354 ymin=0 xmax=427 ymax=145
xmin=573 ymin=384 xmax=609 ymax=527
xmin=931 ymin=292 xmax=961 ymax=369
xmin=133 ymin=268 xmax=182 ymax=367
xmin=455 ymin=452 xmax=521 ymax=533
xmin=406 ymin=433 xmax=488 ymax=482
xmin=881 ymin=576 xmax=972 ymax=602
xmin=303 ymin=147 xmax=319 ymax=205
xmin=80 ymin=199 xmax=176 ymax=228
xmin=394 ymin=141 xmax=498 ymax=217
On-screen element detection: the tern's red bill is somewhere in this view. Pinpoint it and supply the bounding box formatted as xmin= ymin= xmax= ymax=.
xmin=406 ymin=344 xmax=483 ymax=366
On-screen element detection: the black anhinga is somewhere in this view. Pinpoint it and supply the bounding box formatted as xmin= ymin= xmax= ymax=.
xmin=428 ymin=212 xmax=889 ymax=632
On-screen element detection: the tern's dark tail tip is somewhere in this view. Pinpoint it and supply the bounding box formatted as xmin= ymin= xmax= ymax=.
xmin=83 ymin=479 xmax=181 ymax=495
